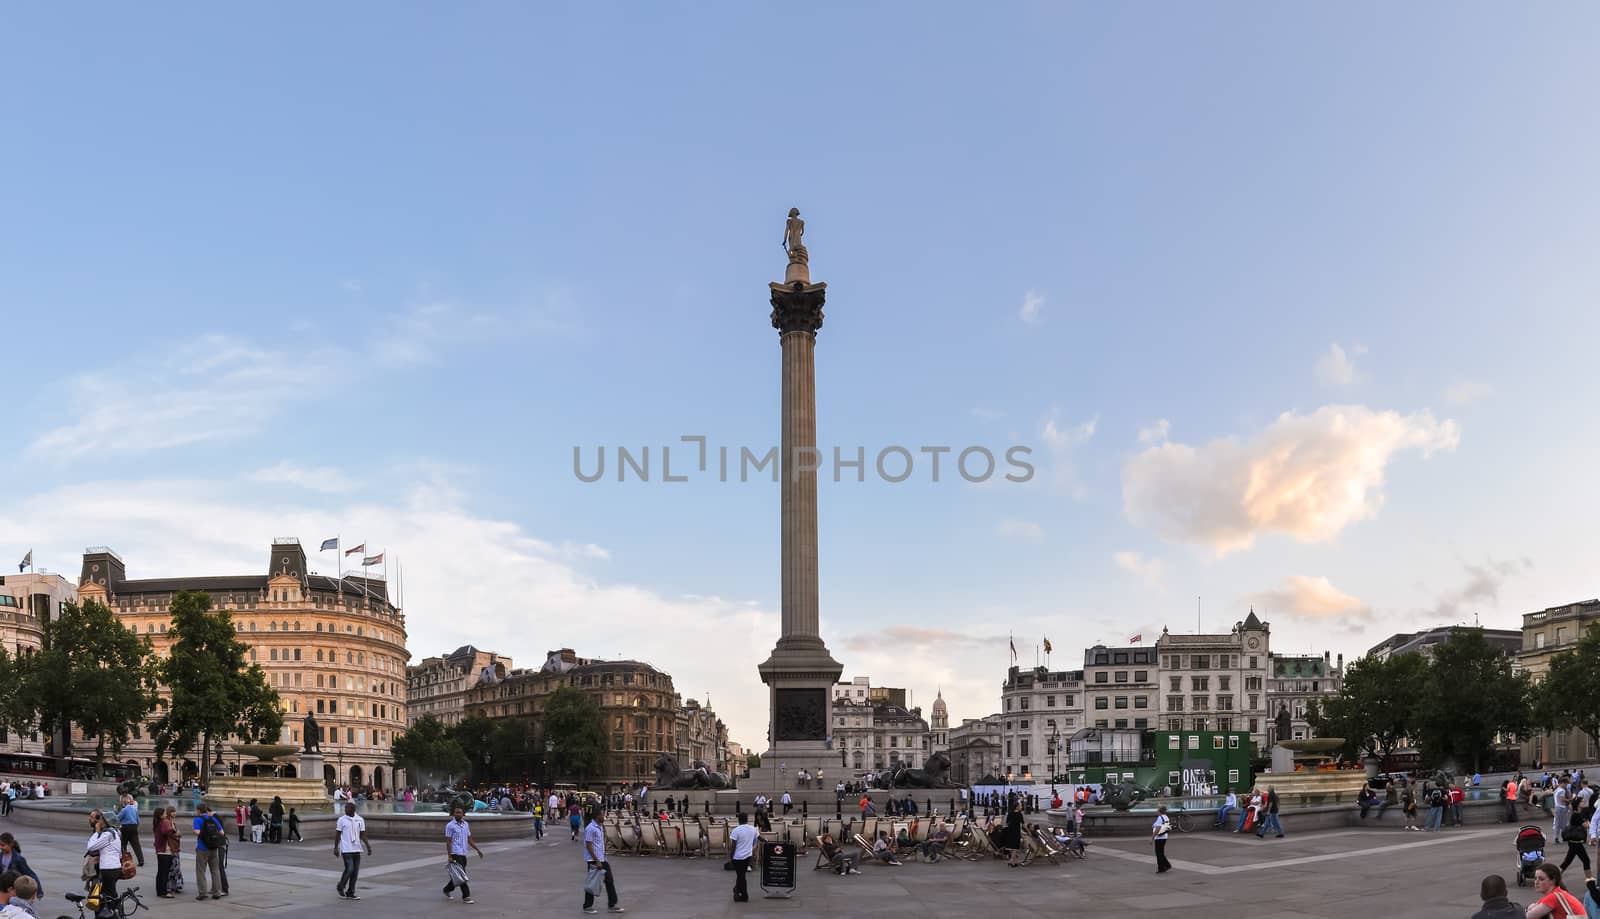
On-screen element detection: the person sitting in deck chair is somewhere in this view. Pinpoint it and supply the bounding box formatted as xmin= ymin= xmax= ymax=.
xmin=921 ymin=824 xmax=953 ymax=862
xmin=872 ymin=832 xmax=903 ymax=866
xmin=817 ymin=833 xmax=861 ymax=875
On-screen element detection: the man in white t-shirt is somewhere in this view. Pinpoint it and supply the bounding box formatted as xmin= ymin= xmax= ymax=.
xmin=728 ymin=812 xmax=759 ymax=903
xmin=1152 ymin=805 xmax=1172 ymax=874
xmin=583 ymin=809 xmax=623 ymax=914
xmin=334 ymin=802 xmax=372 ymax=900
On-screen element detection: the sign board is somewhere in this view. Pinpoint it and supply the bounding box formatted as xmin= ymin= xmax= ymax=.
xmin=70 ymin=783 xmax=88 ymax=795
xmin=759 ymin=840 xmax=795 ymax=898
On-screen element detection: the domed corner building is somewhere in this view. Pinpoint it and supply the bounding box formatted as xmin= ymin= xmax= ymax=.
xmin=74 ymin=539 xmax=410 ymax=791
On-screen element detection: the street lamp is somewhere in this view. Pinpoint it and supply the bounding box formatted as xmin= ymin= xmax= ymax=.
xmin=544 ymin=739 xmax=554 ymax=789
xmin=1048 ymin=728 xmax=1061 ymax=796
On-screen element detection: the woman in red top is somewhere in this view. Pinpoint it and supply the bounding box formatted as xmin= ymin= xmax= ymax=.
xmin=1525 ymin=862 xmax=1585 ymax=919
xmin=153 ymin=806 xmax=180 ymax=899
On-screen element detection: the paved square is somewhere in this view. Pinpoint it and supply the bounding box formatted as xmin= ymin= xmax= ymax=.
xmin=2 ymin=818 xmax=1554 ymax=918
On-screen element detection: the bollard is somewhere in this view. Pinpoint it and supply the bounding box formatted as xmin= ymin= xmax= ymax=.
xmin=803 ymin=800 xmax=809 ymax=817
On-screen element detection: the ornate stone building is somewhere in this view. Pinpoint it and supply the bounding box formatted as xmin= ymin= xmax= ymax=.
xmin=930 ymin=690 xmax=949 ymax=754
xmin=947 ymin=715 xmax=1002 ymax=786
xmin=0 ymin=572 xmax=67 ymax=754
xmin=460 ymin=649 xmax=720 ymax=789
xmin=671 ymin=698 xmax=729 ymax=775
xmin=74 ymin=541 xmax=410 ymax=789
xmin=1000 ymin=665 xmax=1086 ymax=781
xmin=1515 ymin=599 xmax=1600 ymax=766
xmin=408 ymin=646 xmax=512 ymax=728
xmin=1264 ymin=651 xmax=1344 ymax=741
xmin=830 ymin=677 xmax=932 ymax=775
xmin=1154 ymin=611 xmax=1272 ymax=751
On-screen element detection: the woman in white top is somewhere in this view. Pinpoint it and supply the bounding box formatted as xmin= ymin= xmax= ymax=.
xmin=1151 ymin=805 xmax=1172 ymax=874
xmin=86 ymin=810 xmax=124 ymax=903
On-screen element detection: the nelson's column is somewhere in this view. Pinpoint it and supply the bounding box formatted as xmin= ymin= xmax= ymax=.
xmin=752 ymin=208 xmax=845 ymax=788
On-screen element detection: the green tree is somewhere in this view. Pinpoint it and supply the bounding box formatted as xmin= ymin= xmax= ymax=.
xmin=451 ymin=715 xmax=499 ymax=783
xmin=746 ymin=753 xmax=761 ymax=771
xmin=1533 ymin=623 xmax=1600 ymax=755
xmin=15 ymin=599 xmax=158 ymax=778
xmin=393 ymin=714 xmax=470 ymax=784
xmin=150 ymin=592 xmax=283 ymax=787
xmin=1414 ymin=628 xmax=1531 ymax=773
xmin=1305 ymin=652 xmax=1429 ymax=767
xmin=542 ymin=688 xmax=607 ymax=784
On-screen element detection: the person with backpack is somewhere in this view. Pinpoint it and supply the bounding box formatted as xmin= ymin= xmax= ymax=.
xmin=192 ymin=803 xmax=227 ymax=901
xmin=1426 ymin=783 xmax=1447 ymax=832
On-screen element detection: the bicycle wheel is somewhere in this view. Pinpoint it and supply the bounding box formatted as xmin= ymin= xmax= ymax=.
xmin=1174 ymin=810 xmax=1193 ymax=833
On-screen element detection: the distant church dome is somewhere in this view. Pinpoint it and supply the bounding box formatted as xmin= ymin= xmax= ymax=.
xmin=931 ymin=690 xmax=948 ymax=729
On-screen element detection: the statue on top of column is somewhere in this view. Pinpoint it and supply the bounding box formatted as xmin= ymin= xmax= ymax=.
xmin=782 ymin=207 xmax=808 ymax=265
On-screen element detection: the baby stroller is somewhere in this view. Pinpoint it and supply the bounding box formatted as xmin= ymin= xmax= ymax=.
xmin=1515 ymin=825 xmax=1546 ymax=886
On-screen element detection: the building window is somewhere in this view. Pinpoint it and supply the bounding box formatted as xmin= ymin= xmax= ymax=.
xmin=1219 ymin=676 xmax=1231 ymax=691
xmin=1046 ymin=695 xmax=1056 ymax=707
xmin=1114 ymin=696 xmax=1128 ymax=709
xmin=1134 ymin=696 xmax=1148 ymax=709
xmin=1536 ymin=633 xmax=1547 ymax=649
xmin=1248 ymin=719 xmax=1259 ymax=733
xmin=1115 ymin=671 xmax=1128 ymax=684
xmin=1094 ymin=673 xmax=1108 ymax=684
xmin=1020 ymin=697 xmax=1030 ymax=710
xmin=1094 ymin=697 xmax=1108 ymax=710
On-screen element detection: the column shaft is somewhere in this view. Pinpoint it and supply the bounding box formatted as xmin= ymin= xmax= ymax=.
xmin=780 ymin=330 xmax=820 ymax=640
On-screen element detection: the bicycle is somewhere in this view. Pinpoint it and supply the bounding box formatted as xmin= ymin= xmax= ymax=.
xmin=1168 ymin=803 xmax=1194 ymax=833
xmin=63 ymin=884 xmax=146 ymax=919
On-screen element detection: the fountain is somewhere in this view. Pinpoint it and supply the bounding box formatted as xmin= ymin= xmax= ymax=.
xmin=202 ymin=743 xmax=332 ymax=808
xmin=1262 ymin=738 xmax=1367 ymax=805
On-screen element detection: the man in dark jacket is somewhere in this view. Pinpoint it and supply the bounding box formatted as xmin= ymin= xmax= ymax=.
xmin=1471 ymin=874 xmax=1523 ymax=919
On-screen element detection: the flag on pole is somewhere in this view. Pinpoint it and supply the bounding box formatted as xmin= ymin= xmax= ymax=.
xmin=345 ymin=543 xmax=365 ymax=557
xmin=1043 ymin=637 xmax=1052 ymax=654
xmin=1009 ymin=635 xmax=1017 ymax=663
xmin=17 ymin=550 xmax=30 ymax=573
xmin=362 ymin=553 xmax=384 ymax=567
xmin=319 ymin=538 xmax=339 ymax=552
xmin=1129 ymin=634 xmax=1142 ymax=644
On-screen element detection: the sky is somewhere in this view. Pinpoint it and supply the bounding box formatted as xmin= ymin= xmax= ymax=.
xmin=3 ymin=3 xmax=1598 ymax=750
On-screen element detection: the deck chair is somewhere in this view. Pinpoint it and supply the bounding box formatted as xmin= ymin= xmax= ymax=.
xmin=1026 ymin=825 xmax=1063 ymax=864
xmin=861 ymin=817 xmax=878 ymax=841
xmin=660 ymin=819 xmax=684 ymax=856
xmin=803 ymin=816 xmax=821 ymax=845
xmin=603 ymin=820 xmax=626 ymax=853
xmin=638 ymin=819 xmax=664 ymax=855
xmin=684 ymin=818 xmax=707 ymax=857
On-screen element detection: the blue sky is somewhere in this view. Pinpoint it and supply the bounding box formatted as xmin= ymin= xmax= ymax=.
xmin=4 ymin=3 xmax=1598 ymax=748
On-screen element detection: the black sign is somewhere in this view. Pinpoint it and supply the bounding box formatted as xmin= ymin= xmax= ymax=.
xmin=760 ymin=840 xmax=796 ymax=892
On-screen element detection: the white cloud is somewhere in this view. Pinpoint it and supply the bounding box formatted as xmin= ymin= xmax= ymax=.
xmin=839 ymin=625 xmax=1010 ymax=725
xmin=373 ymin=301 xmax=508 ymax=366
xmin=248 ymin=462 xmax=356 ymax=494
xmin=29 ymin=335 xmax=343 ymax=459
xmin=1245 ymin=575 xmax=1372 ymax=623
xmin=1038 ymin=411 xmax=1098 ymax=498
xmin=1113 ymin=550 xmax=1166 ymax=593
xmin=1121 ymin=404 xmax=1459 ymax=555
xmin=1019 ymin=289 xmax=1044 ymax=324
xmin=0 ymin=474 xmax=778 ymax=746
xmin=1315 ymin=342 xmax=1366 ymax=386
xmin=1137 ymin=419 xmax=1170 ymax=445
xmin=996 ymin=518 xmax=1045 ymax=541
xmin=1427 ymin=556 xmax=1531 ymax=621
xmin=1444 ymin=381 xmax=1494 ymax=405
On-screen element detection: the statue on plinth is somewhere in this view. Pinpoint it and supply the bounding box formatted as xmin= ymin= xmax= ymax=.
xmin=654 ymin=753 xmax=731 ymax=790
xmin=873 ymin=751 xmax=957 ymax=789
xmin=782 ymin=207 xmax=808 ymax=265
xmin=303 ymin=712 xmax=322 ymax=753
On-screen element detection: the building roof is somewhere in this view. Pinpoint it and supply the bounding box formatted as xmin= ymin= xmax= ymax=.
xmin=1242 ymin=609 xmax=1265 ymax=630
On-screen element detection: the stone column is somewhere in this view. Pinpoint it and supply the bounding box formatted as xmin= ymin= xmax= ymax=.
xmin=756 ymin=214 xmax=843 ymax=776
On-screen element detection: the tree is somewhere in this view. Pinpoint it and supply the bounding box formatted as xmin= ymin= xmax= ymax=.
xmin=15 ymin=599 xmax=157 ymax=778
xmin=150 ymin=592 xmax=282 ymax=787
xmin=1305 ymin=653 xmax=1428 ymax=767
xmin=1533 ymin=622 xmax=1600 ymax=756
xmin=1414 ymin=628 xmax=1531 ymax=773
xmin=542 ymin=688 xmax=607 ymax=784
xmin=394 ymin=714 xmax=469 ymax=785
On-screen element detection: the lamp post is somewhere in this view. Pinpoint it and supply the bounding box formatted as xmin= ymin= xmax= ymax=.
xmin=1049 ymin=728 xmax=1061 ymax=797
xmin=544 ymin=739 xmax=554 ymax=790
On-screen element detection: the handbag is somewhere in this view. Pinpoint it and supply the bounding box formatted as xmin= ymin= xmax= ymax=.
xmin=448 ymin=861 xmax=469 ymax=886
xmin=120 ymin=851 xmax=137 ymax=880
xmin=584 ymin=865 xmax=605 ymax=897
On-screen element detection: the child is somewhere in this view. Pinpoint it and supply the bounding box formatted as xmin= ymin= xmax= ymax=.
xmin=287 ymin=808 xmax=302 ymax=842
xmin=7 ymin=875 xmax=39 ymax=919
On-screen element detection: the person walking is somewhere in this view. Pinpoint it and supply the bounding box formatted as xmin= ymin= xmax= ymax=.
xmin=192 ymin=803 xmax=227 ymax=901
xmin=1553 ymin=783 xmax=1571 ymax=839
xmin=1152 ymin=804 xmax=1172 ymax=873
xmin=153 ymin=807 xmax=178 ymax=899
xmin=234 ymin=802 xmax=248 ymax=843
xmin=582 ymin=808 xmax=623 ymax=914
xmin=781 ymin=791 xmax=792 ymax=816
xmin=442 ymin=807 xmax=483 ymax=904
xmin=269 ymin=796 xmax=286 ymax=844
xmin=728 ymin=812 xmax=758 ymax=903
xmin=569 ymin=800 xmax=583 ymax=841
xmin=116 ymin=794 xmax=144 ymax=867
xmin=85 ymin=811 xmax=123 ymax=906
xmin=1402 ymin=783 xmax=1420 ymax=831
xmin=334 ymin=802 xmax=372 ymax=900
xmin=1255 ymin=786 xmax=1284 ymax=839
xmin=288 ymin=808 xmax=302 ymax=842
xmin=533 ymin=801 xmax=545 ymax=840
xmin=1558 ymin=813 xmax=1590 ymax=873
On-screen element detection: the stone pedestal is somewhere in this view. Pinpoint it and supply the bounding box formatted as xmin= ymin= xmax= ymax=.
xmin=1269 ymin=744 xmax=1295 ymax=774
xmin=300 ymin=752 xmax=325 ymax=784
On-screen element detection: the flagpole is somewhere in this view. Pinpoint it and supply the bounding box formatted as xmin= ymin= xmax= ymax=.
xmin=337 ymin=535 xmax=342 ymax=582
